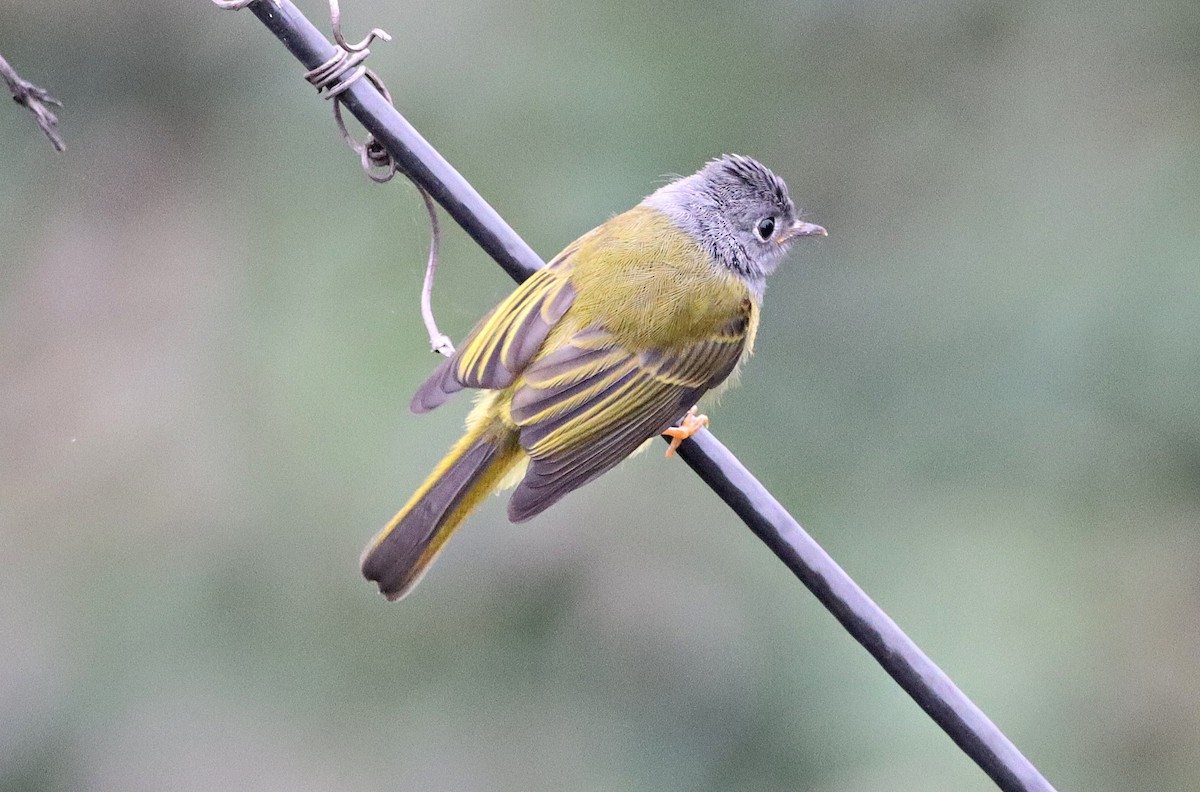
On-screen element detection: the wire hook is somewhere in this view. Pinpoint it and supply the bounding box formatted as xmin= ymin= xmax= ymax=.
xmin=329 ymin=0 xmax=392 ymax=52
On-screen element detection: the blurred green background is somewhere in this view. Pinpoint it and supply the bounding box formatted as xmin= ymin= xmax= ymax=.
xmin=2 ymin=0 xmax=1198 ymax=789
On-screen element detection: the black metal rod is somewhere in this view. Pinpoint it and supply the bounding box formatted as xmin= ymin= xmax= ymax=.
xmin=674 ymin=433 xmax=1054 ymax=791
xmin=225 ymin=3 xmax=1056 ymax=790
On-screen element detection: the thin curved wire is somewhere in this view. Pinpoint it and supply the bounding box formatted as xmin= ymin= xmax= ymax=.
xmin=414 ymin=185 xmax=454 ymax=357
xmin=329 ymin=0 xmax=392 ymax=52
xmin=329 ymin=69 xmax=397 ymax=181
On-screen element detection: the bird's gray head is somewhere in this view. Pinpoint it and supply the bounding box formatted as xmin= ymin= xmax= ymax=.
xmin=644 ymin=154 xmax=825 ymax=295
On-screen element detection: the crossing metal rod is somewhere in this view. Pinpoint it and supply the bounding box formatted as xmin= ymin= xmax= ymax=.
xmin=223 ymin=3 xmax=1056 ymax=790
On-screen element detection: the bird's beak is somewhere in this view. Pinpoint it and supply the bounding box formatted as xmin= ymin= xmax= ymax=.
xmin=778 ymin=220 xmax=828 ymax=244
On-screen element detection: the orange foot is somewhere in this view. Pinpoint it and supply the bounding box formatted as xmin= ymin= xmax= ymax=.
xmin=663 ymin=407 xmax=710 ymax=458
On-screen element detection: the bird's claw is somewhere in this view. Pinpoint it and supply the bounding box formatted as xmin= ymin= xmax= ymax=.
xmin=663 ymin=407 xmax=709 ymax=458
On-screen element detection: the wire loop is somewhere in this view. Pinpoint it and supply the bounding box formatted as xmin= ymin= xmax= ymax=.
xmin=328 ymin=68 xmax=398 ymax=182
xmin=304 ymin=46 xmax=371 ymax=97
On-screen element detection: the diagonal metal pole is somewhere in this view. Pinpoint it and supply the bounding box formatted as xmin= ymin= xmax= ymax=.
xmin=217 ymin=3 xmax=1056 ymax=790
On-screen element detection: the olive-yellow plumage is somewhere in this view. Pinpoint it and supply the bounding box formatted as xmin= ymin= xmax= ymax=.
xmin=361 ymin=155 xmax=825 ymax=600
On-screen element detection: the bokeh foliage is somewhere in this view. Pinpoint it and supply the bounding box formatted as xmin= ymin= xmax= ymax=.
xmin=2 ymin=1 xmax=1198 ymax=790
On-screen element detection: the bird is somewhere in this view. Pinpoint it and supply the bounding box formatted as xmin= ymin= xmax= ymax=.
xmin=361 ymin=154 xmax=826 ymax=600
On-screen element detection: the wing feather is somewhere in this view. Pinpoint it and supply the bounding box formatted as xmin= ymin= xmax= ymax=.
xmin=509 ymin=379 xmax=696 ymax=522
xmin=506 ymin=308 xmax=751 ymax=522
xmin=410 ymin=251 xmax=577 ymax=414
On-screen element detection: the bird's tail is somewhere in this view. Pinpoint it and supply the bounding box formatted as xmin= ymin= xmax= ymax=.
xmin=361 ymin=413 xmax=524 ymax=601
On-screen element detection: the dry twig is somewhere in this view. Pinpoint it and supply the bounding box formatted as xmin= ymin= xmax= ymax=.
xmin=0 ymin=51 xmax=64 ymax=152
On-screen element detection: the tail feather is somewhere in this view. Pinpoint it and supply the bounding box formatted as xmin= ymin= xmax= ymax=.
xmin=361 ymin=419 xmax=522 ymax=600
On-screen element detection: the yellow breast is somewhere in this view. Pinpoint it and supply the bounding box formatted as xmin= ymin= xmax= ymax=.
xmin=564 ymin=205 xmax=755 ymax=351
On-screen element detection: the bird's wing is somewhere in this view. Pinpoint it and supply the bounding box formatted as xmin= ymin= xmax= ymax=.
xmin=411 ymin=249 xmax=578 ymax=413
xmin=505 ymin=307 xmax=751 ymax=522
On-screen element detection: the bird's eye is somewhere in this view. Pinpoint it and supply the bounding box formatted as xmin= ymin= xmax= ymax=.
xmin=755 ymin=216 xmax=776 ymax=240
